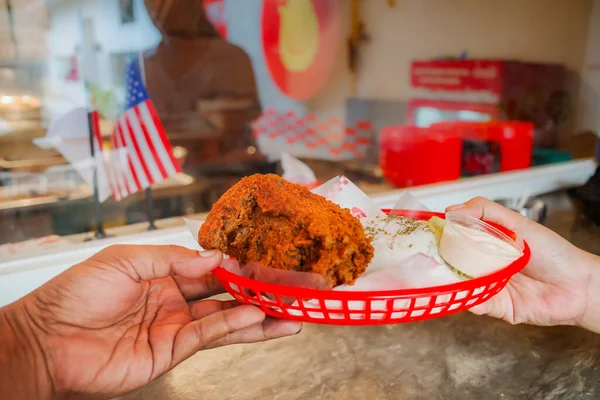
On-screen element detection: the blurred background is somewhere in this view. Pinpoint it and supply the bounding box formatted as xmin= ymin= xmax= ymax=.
xmin=1 ymin=0 xmax=599 ymax=253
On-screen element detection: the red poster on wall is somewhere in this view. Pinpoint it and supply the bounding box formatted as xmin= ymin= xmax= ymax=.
xmin=203 ymin=0 xmax=227 ymax=39
xmin=262 ymin=0 xmax=341 ymax=100
xmin=410 ymin=60 xmax=504 ymax=96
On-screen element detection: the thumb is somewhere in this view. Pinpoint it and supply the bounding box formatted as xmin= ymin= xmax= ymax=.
xmin=92 ymin=244 xmax=223 ymax=281
xmin=469 ymin=300 xmax=495 ymax=316
xmin=468 ymin=288 xmax=514 ymax=323
xmin=171 ymin=305 xmax=266 ymax=366
xmin=446 ymin=196 xmax=529 ymax=235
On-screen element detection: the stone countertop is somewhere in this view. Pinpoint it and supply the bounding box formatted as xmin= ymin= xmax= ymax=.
xmin=120 ymin=316 xmax=600 ymax=400
xmin=118 ymin=191 xmax=600 ymax=400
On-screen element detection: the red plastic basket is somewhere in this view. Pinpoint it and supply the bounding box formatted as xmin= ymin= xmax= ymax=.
xmin=212 ymin=210 xmax=531 ymax=325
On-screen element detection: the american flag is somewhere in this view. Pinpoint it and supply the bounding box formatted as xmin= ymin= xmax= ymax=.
xmin=106 ymin=57 xmax=181 ymax=201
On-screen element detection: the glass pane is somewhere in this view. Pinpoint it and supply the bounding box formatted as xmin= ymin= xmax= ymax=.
xmin=0 ymin=0 xmax=597 ymax=258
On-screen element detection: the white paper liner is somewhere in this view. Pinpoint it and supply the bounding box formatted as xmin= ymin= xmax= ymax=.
xmin=312 ymin=175 xmax=386 ymax=218
xmin=280 ymin=152 xmax=318 ymax=187
xmin=390 ymin=191 xmax=430 ymax=215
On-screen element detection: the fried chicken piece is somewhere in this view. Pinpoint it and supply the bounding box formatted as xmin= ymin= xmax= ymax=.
xmin=198 ymin=174 xmax=374 ymax=288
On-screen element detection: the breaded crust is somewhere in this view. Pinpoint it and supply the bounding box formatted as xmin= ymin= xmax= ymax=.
xmin=198 ymin=174 xmax=374 ymax=287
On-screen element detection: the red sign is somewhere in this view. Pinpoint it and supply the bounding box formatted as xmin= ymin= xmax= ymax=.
xmin=203 ymin=0 xmax=227 ymax=39
xmin=262 ymin=0 xmax=341 ymax=100
xmin=411 ymin=60 xmax=503 ymax=95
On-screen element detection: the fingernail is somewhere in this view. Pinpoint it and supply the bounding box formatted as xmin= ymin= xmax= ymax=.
xmin=295 ymin=325 xmax=303 ymax=335
xmin=199 ymin=249 xmax=221 ymax=258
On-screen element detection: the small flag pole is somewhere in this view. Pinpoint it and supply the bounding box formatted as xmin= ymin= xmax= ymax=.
xmin=88 ymin=113 xmax=107 ymax=238
xmin=137 ymin=52 xmax=157 ymax=231
xmin=145 ymin=186 xmax=156 ymax=230
xmin=79 ymin=12 xmax=106 ymax=239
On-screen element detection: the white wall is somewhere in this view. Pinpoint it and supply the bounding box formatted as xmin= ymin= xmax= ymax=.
xmin=353 ymin=0 xmax=593 ymax=101
xmin=578 ymin=0 xmax=600 ymax=135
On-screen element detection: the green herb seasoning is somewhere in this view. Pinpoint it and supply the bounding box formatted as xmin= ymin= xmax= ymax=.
xmin=363 ymin=215 xmax=430 ymax=249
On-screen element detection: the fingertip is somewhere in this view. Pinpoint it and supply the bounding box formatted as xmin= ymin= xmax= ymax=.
xmin=458 ymin=196 xmax=527 ymax=230
xmin=446 ymin=198 xmax=488 ymax=220
xmin=446 ymin=205 xmax=481 ymax=220
xmin=228 ymin=304 xmax=267 ymax=327
xmin=278 ymin=319 xmax=303 ymax=335
xmin=466 ymin=196 xmax=489 ymax=205
xmin=175 ymin=251 xmax=223 ymax=278
xmin=445 ymin=203 xmax=466 ymax=212
xmin=197 ymin=250 xmax=223 ymax=268
xmin=262 ymin=318 xmax=303 ymax=338
xmin=199 ymin=249 xmax=223 ymax=260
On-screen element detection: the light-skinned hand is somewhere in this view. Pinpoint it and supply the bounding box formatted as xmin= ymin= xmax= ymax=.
xmin=447 ymin=197 xmax=600 ymax=332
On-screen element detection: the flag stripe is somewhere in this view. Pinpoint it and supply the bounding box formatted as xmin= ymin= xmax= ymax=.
xmin=126 ymin=158 xmax=140 ymax=192
xmin=125 ymin=109 xmax=162 ymax=182
xmin=133 ymin=105 xmax=168 ymax=179
xmin=102 ymin=56 xmax=182 ymax=202
xmin=123 ymin=115 xmax=154 ymax=185
xmin=138 ymin=102 xmax=178 ymax=176
xmin=110 ymin=128 xmax=120 ymax=150
xmin=111 ymin=152 xmax=128 ymax=199
xmin=114 ymin=127 xmax=140 ymax=193
xmin=110 ymin=127 xmax=129 ymax=196
xmin=106 ymin=150 xmax=127 ymax=200
xmin=145 ymin=101 xmax=181 ymax=173
xmin=121 ymin=149 xmax=140 ymax=194
xmin=111 ymin=157 xmax=126 ymax=200
xmin=102 ymin=152 xmax=121 ymax=201
xmin=120 ymin=118 xmax=149 ymax=189
xmin=118 ymin=117 xmax=150 ymax=189
xmin=106 ymin=131 xmax=124 ymax=199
